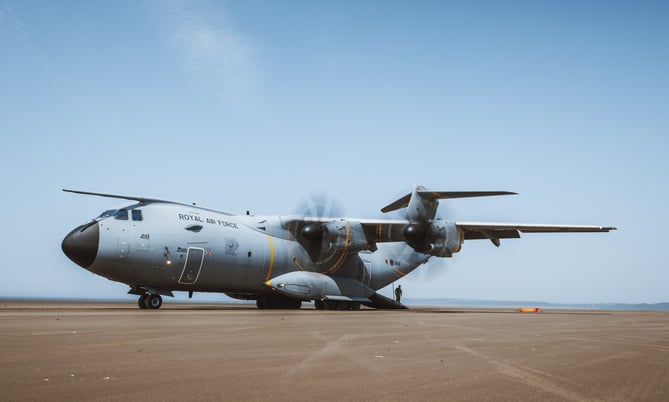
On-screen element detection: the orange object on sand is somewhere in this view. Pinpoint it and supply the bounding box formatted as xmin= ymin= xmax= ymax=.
xmin=519 ymin=307 xmax=540 ymax=313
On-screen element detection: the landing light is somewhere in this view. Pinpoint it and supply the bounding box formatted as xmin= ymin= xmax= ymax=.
xmin=163 ymin=247 xmax=173 ymax=266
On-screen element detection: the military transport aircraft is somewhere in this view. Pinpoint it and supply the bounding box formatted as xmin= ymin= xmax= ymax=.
xmin=61 ymin=185 xmax=615 ymax=310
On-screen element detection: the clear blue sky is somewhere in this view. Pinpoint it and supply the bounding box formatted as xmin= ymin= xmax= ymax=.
xmin=1 ymin=1 xmax=667 ymax=303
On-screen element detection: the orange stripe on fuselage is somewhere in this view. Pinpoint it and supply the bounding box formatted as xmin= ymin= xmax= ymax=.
xmin=325 ymin=221 xmax=350 ymax=274
xmin=393 ymin=268 xmax=406 ymax=278
xmin=264 ymin=236 xmax=275 ymax=281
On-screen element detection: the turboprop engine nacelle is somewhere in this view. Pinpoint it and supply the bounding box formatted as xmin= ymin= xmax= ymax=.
xmin=322 ymin=220 xmax=372 ymax=253
xmin=403 ymin=220 xmax=463 ymax=257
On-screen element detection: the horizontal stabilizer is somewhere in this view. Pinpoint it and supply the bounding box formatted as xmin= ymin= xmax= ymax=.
xmin=381 ymin=190 xmax=516 ymax=213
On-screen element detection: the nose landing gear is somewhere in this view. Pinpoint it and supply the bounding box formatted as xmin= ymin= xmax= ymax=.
xmin=138 ymin=294 xmax=163 ymax=309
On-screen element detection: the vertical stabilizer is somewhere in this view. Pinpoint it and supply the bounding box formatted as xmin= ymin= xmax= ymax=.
xmin=406 ymin=185 xmax=439 ymax=222
xmin=381 ymin=186 xmax=516 ymax=222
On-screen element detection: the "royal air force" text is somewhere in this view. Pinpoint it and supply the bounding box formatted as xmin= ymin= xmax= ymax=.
xmin=178 ymin=214 xmax=238 ymax=229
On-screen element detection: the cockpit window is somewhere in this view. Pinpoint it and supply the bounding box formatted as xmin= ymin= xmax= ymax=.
xmin=132 ymin=210 xmax=143 ymax=221
xmin=114 ymin=209 xmax=129 ymax=220
xmin=97 ymin=209 xmax=117 ymax=220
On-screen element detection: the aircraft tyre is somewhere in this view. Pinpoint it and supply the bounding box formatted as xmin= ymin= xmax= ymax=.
xmin=138 ymin=294 xmax=148 ymax=309
xmin=324 ymin=300 xmax=339 ymax=310
xmin=143 ymin=294 xmax=162 ymax=309
xmin=286 ymin=299 xmax=302 ymax=309
xmin=314 ymin=299 xmax=325 ymax=310
xmin=256 ymin=297 xmax=301 ymax=310
xmin=323 ymin=300 xmax=360 ymax=310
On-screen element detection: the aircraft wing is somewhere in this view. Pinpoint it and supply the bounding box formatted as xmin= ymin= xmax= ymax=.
xmin=458 ymin=222 xmax=616 ymax=234
xmin=292 ymin=217 xmax=615 ymax=246
xmin=455 ymin=221 xmax=616 ymax=247
xmin=357 ymin=219 xmax=616 ymax=243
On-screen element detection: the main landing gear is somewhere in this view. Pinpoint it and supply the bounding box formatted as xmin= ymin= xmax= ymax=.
xmin=314 ymin=299 xmax=361 ymax=310
xmin=256 ymin=296 xmax=302 ymax=309
xmin=138 ymin=294 xmax=163 ymax=309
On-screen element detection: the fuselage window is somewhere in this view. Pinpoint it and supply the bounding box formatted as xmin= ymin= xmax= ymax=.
xmin=114 ymin=209 xmax=128 ymax=220
xmin=132 ymin=210 xmax=143 ymax=221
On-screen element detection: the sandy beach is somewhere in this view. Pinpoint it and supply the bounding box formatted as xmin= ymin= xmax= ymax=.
xmin=1 ymin=301 xmax=667 ymax=401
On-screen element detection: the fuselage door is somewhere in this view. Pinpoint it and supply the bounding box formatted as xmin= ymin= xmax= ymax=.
xmin=362 ymin=261 xmax=372 ymax=285
xmin=178 ymin=247 xmax=205 ymax=285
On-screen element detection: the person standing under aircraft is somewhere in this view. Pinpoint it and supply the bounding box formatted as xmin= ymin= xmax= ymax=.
xmin=395 ymin=285 xmax=402 ymax=303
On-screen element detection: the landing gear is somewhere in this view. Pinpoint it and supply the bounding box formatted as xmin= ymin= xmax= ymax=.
xmin=138 ymin=294 xmax=162 ymax=309
xmin=138 ymin=294 xmax=148 ymax=309
xmin=314 ymin=299 xmax=361 ymax=310
xmin=256 ymin=296 xmax=302 ymax=309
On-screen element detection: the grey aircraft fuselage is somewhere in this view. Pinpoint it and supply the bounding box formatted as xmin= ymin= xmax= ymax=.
xmin=61 ymin=186 xmax=615 ymax=310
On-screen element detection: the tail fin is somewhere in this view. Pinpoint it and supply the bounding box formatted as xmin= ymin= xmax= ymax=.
xmin=381 ymin=185 xmax=516 ymax=222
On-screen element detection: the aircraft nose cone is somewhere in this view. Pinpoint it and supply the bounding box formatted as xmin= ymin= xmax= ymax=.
xmin=62 ymin=221 xmax=100 ymax=268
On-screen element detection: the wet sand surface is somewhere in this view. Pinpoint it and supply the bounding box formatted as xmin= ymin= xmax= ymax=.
xmin=1 ymin=301 xmax=668 ymax=401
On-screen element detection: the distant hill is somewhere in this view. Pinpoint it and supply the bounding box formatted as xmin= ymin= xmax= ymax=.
xmin=404 ymin=298 xmax=669 ymax=311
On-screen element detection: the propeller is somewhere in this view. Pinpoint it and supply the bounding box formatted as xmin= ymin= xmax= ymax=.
xmin=293 ymin=192 xmax=345 ymax=219
xmin=293 ymin=192 xmax=346 ymax=263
